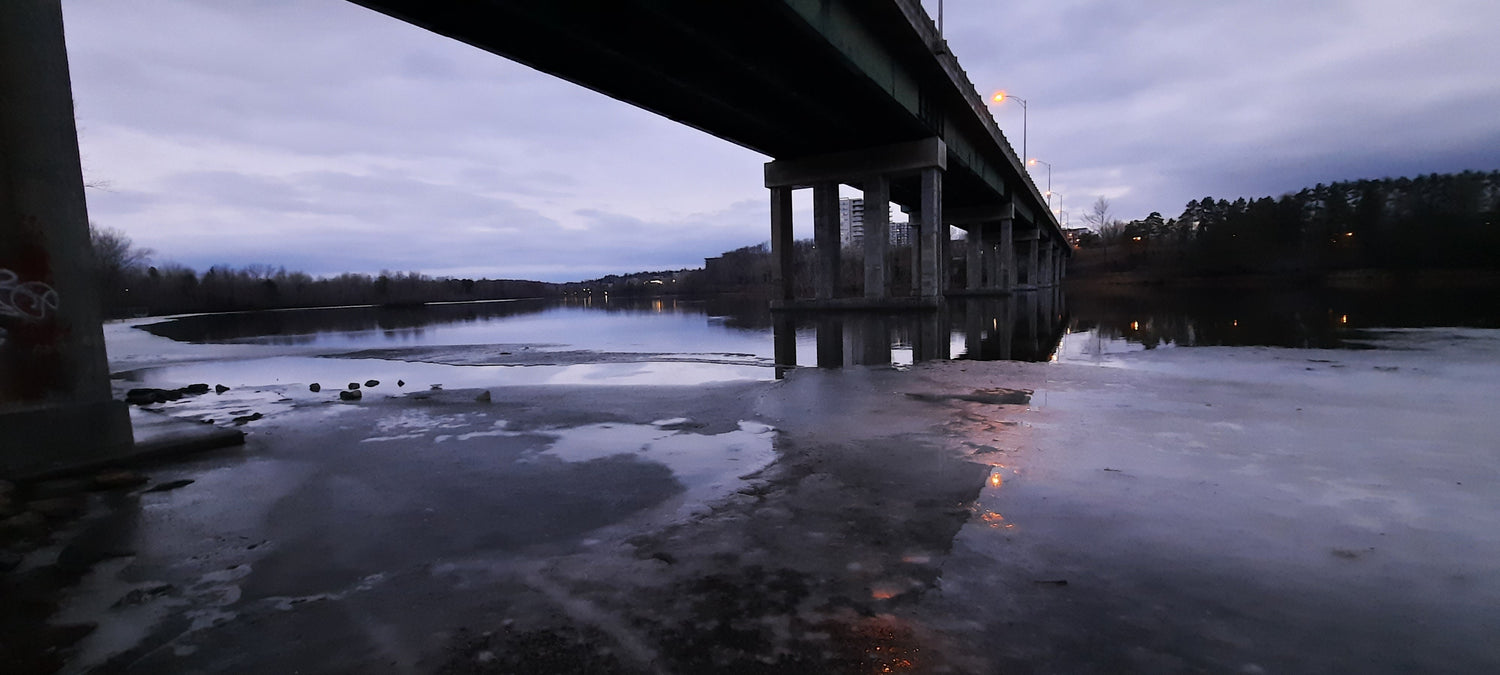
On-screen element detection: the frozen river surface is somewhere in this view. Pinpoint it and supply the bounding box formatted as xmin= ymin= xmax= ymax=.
xmin=26 ymin=299 xmax=1500 ymax=673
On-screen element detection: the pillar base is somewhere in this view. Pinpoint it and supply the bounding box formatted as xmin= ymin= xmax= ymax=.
xmin=771 ymin=297 xmax=941 ymax=312
xmin=0 ymin=400 xmax=134 ymax=478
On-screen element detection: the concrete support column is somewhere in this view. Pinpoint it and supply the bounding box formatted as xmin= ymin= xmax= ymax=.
xmin=908 ymin=211 xmax=922 ymax=295
xmin=1023 ymin=239 xmax=1039 ymax=286
xmin=863 ymin=176 xmax=889 ymax=300
xmin=985 ymin=237 xmax=1001 ymax=290
xmin=999 ymin=215 xmax=1015 ymax=290
xmin=918 ymin=168 xmax=942 ymax=298
xmin=965 ymin=225 xmax=983 ymax=291
xmin=812 ymin=182 xmax=840 ymax=301
xmin=1037 ymin=240 xmax=1053 ymax=287
xmin=1 ymin=0 xmax=133 ymax=477
xmin=939 ymin=221 xmax=952 ymax=292
xmin=769 ymin=186 xmax=794 ymax=301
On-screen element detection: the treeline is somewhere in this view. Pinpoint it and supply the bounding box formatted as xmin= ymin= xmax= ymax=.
xmin=90 ymin=227 xmax=558 ymax=318
xmin=1074 ymin=170 xmax=1500 ymax=277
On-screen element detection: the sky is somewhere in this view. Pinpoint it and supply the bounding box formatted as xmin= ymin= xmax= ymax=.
xmin=62 ymin=0 xmax=1500 ymax=282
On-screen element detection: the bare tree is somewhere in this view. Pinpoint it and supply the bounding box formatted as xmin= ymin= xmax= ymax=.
xmin=89 ymin=223 xmax=153 ymax=276
xmin=1083 ymin=196 xmax=1112 ymax=231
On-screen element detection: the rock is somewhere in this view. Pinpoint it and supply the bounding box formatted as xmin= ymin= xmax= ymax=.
xmin=0 ymin=480 xmax=14 ymax=517
xmin=308 ymin=383 xmax=321 ymax=392
xmin=474 ymin=390 xmax=492 ymax=403
xmin=183 ymin=383 xmax=211 ymax=394
xmin=28 ymin=496 xmax=85 ymax=522
xmin=339 ymin=389 xmax=363 ymax=401
xmin=125 ymin=388 xmax=174 ymax=405
xmin=112 ymin=584 xmax=175 ymax=608
xmin=0 ymin=550 xmax=22 ymax=573
xmin=396 ymin=380 xmax=405 ymax=387
xmin=430 ymin=384 xmax=442 ymax=390
xmin=364 ymin=379 xmax=380 ymax=388
xmin=144 ymin=479 xmax=194 ymax=493
xmin=0 ymin=512 xmax=49 ymax=542
xmin=347 ymin=382 xmax=361 ymax=390
xmin=214 ymin=384 xmax=230 ymax=394
xmin=91 ymin=470 xmax=148 ymax=491
xmin=231 ymin=412 xmax=264 ymax=425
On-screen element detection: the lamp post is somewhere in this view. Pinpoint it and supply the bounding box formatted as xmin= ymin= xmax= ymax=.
xmin=1027 ymin=158 xmax=1053 ymax=208
xmin=990 ymin=90 xmax=1027 ymax=166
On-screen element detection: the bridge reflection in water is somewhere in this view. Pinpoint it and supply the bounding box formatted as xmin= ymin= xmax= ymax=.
xmin=771 ymin=289 xmax=1067 ymax=377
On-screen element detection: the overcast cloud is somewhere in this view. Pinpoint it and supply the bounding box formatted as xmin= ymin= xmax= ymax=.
xmin=62 ymin=0 xmax=1500 ymax=281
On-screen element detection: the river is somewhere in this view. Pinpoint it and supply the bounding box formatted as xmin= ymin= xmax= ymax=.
xmin=44 ymin=286 xmax=1500 ymax=672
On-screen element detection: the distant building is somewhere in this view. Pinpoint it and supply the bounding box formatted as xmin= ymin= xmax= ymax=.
xmin=839 ymin=198 xmax=864 ymax=247
xmin=841 ymin=197 xmax=911 ymax=247
xmin=1063 ymin=227 xmax=1092 ymax=248
xmin=890 ymin=219 xmax=912 ymax=247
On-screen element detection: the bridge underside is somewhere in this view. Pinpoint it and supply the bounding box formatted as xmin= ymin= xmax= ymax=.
xmin=348 ymin=0 xmax=1071 ymax=307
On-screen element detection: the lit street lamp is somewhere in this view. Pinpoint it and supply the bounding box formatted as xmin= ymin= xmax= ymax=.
xmin=990 ymin=90 xmax=1027 ymax=167
xmin=1027 ymin=157 xmax=1053 ymax=208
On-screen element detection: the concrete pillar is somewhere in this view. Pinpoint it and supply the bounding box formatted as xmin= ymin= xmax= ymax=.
xmin=918 ymin=168 xmax=942 ymax=298
xmin=1037 ymin=240 xmax=1052 ymax=287
xmin=966 ymin=225 xmax=983 ymax=291
xmin=939 ymin=222 xmax=952 ymax=292
xmin=984 ymin=236 xmax=999 ymax=290
xmin=908 ymin=210 xmax=922 ymax=295
xmin=999 ymin=215 xmax=1015 ymax=290
xmin=863 ymin=176 xmax=889 ymax=300
xmin=1022 ymin=238 xmax=1038 ymax=286
xmin=812 ymin=182 xmax=840 ymax=301
xmin=1 ymin=0 xmax=133 ymax=477
xmin=769 ymin=186 xmax=794 ymax=301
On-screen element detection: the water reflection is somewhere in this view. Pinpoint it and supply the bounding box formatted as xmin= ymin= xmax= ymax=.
xmin=127 ymin=287 xmax=1500 ymax=383
xmin=1064 ymin=286 xmax=1500 ymax=351
xmin=770 ymin=289 xmax=1070 ymax=377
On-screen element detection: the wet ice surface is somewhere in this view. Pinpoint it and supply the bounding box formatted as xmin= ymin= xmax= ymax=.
xmin=922 ymin=327 xmax=1500 ymax=672
xmin=59 ymin=321 xmax=1500 ymax=672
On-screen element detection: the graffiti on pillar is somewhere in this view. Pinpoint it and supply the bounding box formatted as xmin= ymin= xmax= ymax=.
xmin=2 ymin=215 xmax=74 ymax=403
xmin=0 ymin=268 xmax=60 ymax=323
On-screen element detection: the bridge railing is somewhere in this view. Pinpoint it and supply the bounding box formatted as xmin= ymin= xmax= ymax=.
xmin=889 ymin=0 xmax=1062 ymax=239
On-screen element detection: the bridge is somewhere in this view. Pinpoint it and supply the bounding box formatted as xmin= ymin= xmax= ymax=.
xmin=0 ymin=0 xmax=1068 ymax=475
xmin=349 ymin=0 xmax=1070 ymax=306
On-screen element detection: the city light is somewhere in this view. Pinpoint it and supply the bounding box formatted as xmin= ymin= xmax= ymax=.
xmin=989 ymin=90 xmax=1028 ymax=163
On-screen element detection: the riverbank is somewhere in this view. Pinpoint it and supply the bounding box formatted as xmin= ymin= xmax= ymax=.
xmin=5 ymin=327 xmax=1499 ymax=672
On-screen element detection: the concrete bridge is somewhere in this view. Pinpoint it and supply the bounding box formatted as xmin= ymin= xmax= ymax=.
xmin=350 ymin=0 xmax=1070 ymax=307
xmin=0 ymin=0 xmax=1067 ymax=474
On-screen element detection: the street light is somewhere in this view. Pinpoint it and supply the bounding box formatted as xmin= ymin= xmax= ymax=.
xmin=1027 ymin=157 xmax=1053 ymax=208
xmin=989 ymin=90 xmax=1027 ymax=166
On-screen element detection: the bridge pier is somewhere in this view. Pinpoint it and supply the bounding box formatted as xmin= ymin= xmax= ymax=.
xmin=1 ymin=0 xmax=134 ymax=477
xmin=764 ymin=138 xmax=946 ymax=310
